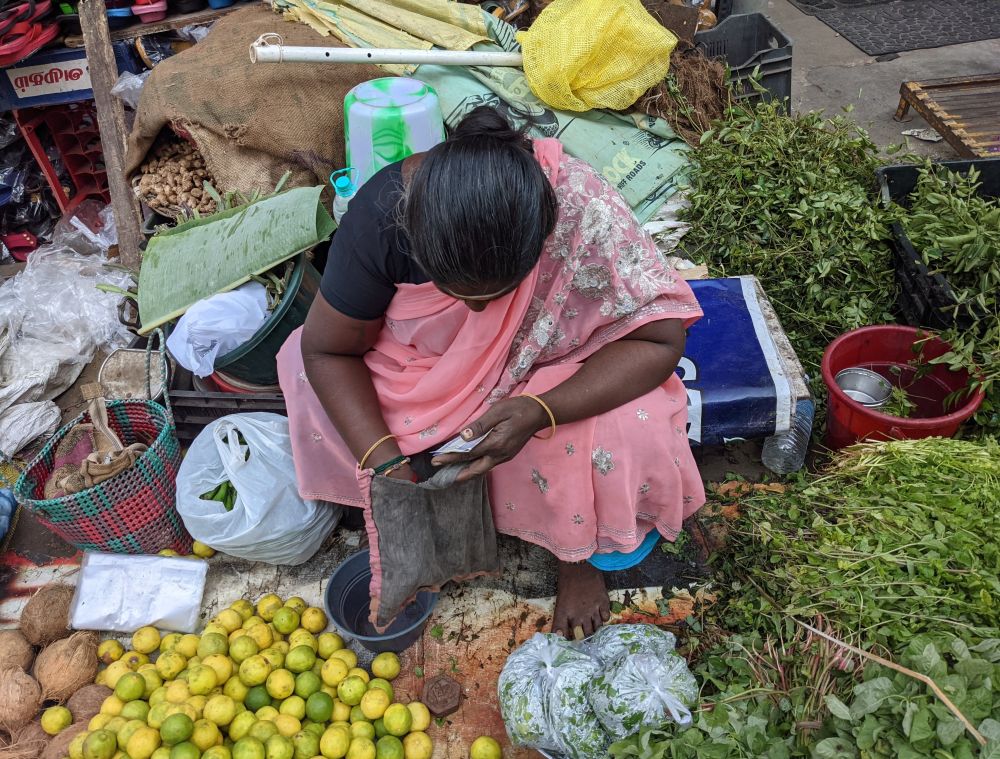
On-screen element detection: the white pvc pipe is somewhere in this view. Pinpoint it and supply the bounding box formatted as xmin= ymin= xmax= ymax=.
xmin=251 ymin=44 xmax=524 ymax=67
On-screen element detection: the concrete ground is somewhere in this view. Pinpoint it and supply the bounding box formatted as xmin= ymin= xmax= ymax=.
xmin=738 ymin=0 xmax=1000 ymax=156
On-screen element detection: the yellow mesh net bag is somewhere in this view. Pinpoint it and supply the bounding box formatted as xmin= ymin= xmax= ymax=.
xmin=516 ymin=0 xmax=678 ymax=112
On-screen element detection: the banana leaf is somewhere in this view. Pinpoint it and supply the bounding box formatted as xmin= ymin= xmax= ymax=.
xmin=137 ymin=185 xmax=335 ymax=334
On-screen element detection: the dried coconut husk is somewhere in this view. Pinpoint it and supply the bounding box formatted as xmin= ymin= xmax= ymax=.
xmin=20 ymin=586 xmax=74 ymax=648
xmin=1 ymin=722 xmax=49 ymax=759
xmin=0 ymin=632 xmax=33 ymax=672
xmin=66 ymin=684 xmax=112 ymax=723
xmin=38 ymin=725 xmax=84 ymax=759
xmin=635 ymin=42 xmax=729 ymax=147
xmin=33 ymin=632 xmax=97 ymax=703
xmin=0 ymin=667 xmax=42 ymax=734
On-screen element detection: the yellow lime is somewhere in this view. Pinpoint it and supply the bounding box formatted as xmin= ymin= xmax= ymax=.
xmin=298 ymin=608 xmax=327 ymax=635
xmin=346 ymin=669 xmax=369 ymax=685
xmin=201 ymin=654 xmax=233 ymax=684
xmin=283 ymin=597 xmax=307 ymax=614
xmin=231 ymin=628 xmax=249 ymax=645
xmin=345 ymin=738 xmax=375 ymax=759
xmin=331 ymin=700 xmax=351 ymax=723
xmin=286 ymin=631 xmax=316 ymax=653
xmin=188 ymin=665 xmax=219 ymax=696
xmin=160 ymin=714 xmax=195 ymax=746
xmin=336 ymin=677 xmax=366 ymax=707
xmin=150 ymin=687 xmax=168 ymax=708
xmin=152 ymin=748 xmax=172 ymax=759
xmin=169 ymin=742 xmax=201 ymax=759
xmin=265 ymin=735 xmax=294 ymax=759
xmin=98 ymin=639 xmax=125 ymax=665
xmin=103 ymin=660 xmax=132 ymax=689
xmin=158 ymin=549 xmax=180 ymax=557
xmin=350 ymin=724 xmax=375 ymax=742
xmin=366 ymin=680 xmax=393 ymax=702
xmin=245 ymin=624 xmax=274 ymax=651
xmin=40 ymin=706 xmax=72 ymax=735
xmin=229 ymin=711 xmax=258 ymax=742
xmin=160 ymin=632 xmax=183 ymax=652
xmin=138 ymin=667 xmax=162 ymax=698
xmin=316 ymin=633 xmax=344 ymax=659
xmin=132 ymin=627 xmax=161 ymax=655
xmin=256 ymin=595 xmax=283 ymax=622
xmin=374 ymin=736 xmax=403 ymax=759
xmin=249 ymin=720 xmax=279 ymax=742
xmin=188 ymin=695 xmax=208 ymax=719
xmin=359 ymin=690 xmax=389 ymax=721
xmin=127 ymin=726 xmax=162 ymax=759
xmin=321 ymin=659 xmax=349 ymax=688
xmin=273 ymin=715 xmax=300 ymax=738
xmin=469 ymin=737 xmax=502 ymax=759
xmin=243 ymin=616 xmax=265 ymax=630
xmin=404 ymin=703 xmax=430 ymax=733
xmin=369 ymin=654 xmax=399 ymax=682
xmin=278 ymin=695 xmax=306 ymax=721
xmin=191 ymin=720 xmax=221 ymax=752
xmin=230 ymin=636 xmax=260 ymax=665
xmin=192 ymin=541 xmax=216 ymax=558
xmin=224 ymin=675 xmax=251 ymax=703
xmin=294 ymin=671 xmax=322 ymax=700
xmin=174 ymin=634 xmax=200 ymax=658
xmin=266 ymin=669 xmax=296 ymax=700
xmin=301 ymin=722 xmax=326 ymax=739
xmin=68 ymin=732 xmax=90 ymax=759
xmin=292 ymin=730 xmax=320 ymax=759
xmin=401 ymin=732 xmax=432 ymax=759
xmin=231 ymin=599 xmax=255 ymax=621
xmin=89 ymin=714 xmax=112 ymax=731
xmin=121 ymin=700 xmax=150 ymax=722
xmin=147 ymin=703 xmax=171 ymax=730
xmin=380 ymin=706 xmax=411 ymax=738
xmin=156 ymin=650 xmax=188 ymax=681
xmin=303 ymin=692 xmax=333 ymax=723
xmin=204 ymin=695 xmax=237 ymax=727
xmin=255 ymin=707 xmax=279 ymax=724
xmin=240 ymin=655 xmax=273 ymax=687
xmin=319 ymin=727 xmax=350 ymax=759
xmin=84 ymin=730 xmax=118 ymax=759
xmin=260 ymin=647 xmax=285 ymax=670
xmin=115 ymin=672 xmax=146 ymax=702
xmin=328 ymin=650 xmax=357 ymax=670
xmin=122 ymin=650 xmax=149 ymax=670
xmin=104 ymin=716 xmax=127 ymax=735
xmin=271 ymin=608 xmax=299 ymax=636
xmin=198 ymin=633 xmax=229 ymax=659
xmin=272 ymin=641 xmax=290 ymax=655
xmin=101 ymin=695 xmax=125 ymax=716
xmin=349 ymin=706 xmax=368 ymax=725
xmin=203 ymin=747 xmax=231 ymax=759
xmin=213 ymin=609 xmax=243 ymax=634
xmin=284 ymin=647 xmax=316 ymax=675
xmin=233 ymin=738 xmax=266 ymax=759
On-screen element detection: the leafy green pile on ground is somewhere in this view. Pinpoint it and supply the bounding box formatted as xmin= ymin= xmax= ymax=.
xmin=679 ymin=101 xmax=898 ymax=373
xmin=899 ymin=163 xmax=1000 ymax=435
xmin=611 ymin=438 xmax=1000 ymax=758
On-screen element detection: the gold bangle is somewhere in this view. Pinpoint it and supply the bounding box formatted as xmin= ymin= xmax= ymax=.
xmin=359 ymin=434 xmax=395 ymax=470
xmin=520 ymin=393 xmax=556 ymax=440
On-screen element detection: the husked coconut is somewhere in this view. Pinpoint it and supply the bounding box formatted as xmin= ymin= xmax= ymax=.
xmin=20 ymin=586 xmax=74 ymax=647
xmin=33 ymin=632 xmax=97 ymax=703
xmin=0 ymin=631 xmax=33 ymax=672
xmin=65 ymin=684 xmax=112 ymax=723
xmin=0 ymin=666 xmax=41 ymax=734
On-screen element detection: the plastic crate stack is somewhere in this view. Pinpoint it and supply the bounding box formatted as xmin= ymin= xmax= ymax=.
xmin=14 ymin=101 xmax=110 ymax=215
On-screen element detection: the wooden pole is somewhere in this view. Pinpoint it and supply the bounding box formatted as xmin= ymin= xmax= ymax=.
xmin=80 ymin=0 xmax=144 ymax=271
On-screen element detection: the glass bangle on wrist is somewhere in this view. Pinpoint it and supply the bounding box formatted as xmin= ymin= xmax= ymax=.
xmin=373 ymin=455 xmax=410 ymax=476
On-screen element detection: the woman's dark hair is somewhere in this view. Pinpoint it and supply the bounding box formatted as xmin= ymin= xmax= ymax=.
xmin=402 ymin=106 xmax=558 ymax=292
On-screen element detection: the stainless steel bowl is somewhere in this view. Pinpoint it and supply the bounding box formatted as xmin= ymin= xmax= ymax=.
xmin=835 ymin=367 xmax=892 ymax=407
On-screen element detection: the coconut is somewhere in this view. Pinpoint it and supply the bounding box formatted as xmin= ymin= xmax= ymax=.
xmin=65 ymin=683 xmax=112 ymax=723
xmin=33 ymin=632 xmax=97 ymax=703
xmin=20 ymin=585 xmax=74 ymax=648
xmin=38 ymin=724 xmax=84 ymax=759
xmin=0 ymin=632 xmax=33 ymax=672
xmin=1 ymin=722 xmax=49 ymax=759
xmin=0 ymin=667 xmax=41 ymax=734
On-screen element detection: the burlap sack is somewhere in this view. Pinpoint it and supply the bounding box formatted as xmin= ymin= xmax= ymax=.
xmin=126 ymin=5 xmax=382 ymax=195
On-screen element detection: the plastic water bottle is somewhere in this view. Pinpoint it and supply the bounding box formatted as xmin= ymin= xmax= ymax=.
xmin=761 ymin=399 xmax=815 ymax=475
xmin=330 ymin=168 xmax=358 ymax=225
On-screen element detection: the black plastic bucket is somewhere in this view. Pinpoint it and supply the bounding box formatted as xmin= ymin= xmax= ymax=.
xmin=324 ymin=549 xmax=437 ymax=654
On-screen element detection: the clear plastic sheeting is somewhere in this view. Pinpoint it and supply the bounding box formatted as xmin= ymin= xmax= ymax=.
xmin=0 ymin=401 xmax=61 ymax=461
xmin=500 ymin=625 xmax=699 ymax=757
xmin=69 ymin=552 xmax=208 ymax=633
xmin=111 ymin=70 xmax=152 ymax=111
xmin=0 ymin=204 xmax=132 ymax=416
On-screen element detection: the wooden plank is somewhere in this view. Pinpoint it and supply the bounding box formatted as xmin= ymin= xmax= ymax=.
xmin=80 ymin=0 xmax=145 ymax=270
xmin=109 ymin=5 xmax=238 ymax=41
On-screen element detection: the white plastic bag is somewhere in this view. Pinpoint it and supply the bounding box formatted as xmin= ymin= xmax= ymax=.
xmin=0 ymin=401 xmax=60 ymax=460
xmin=175 ymin=413 xmax=340 ymax=565
xmin=166 ymin=283 xmax=269 ymax=377
xmin=69 ymin=552 xmax=208 ymax=633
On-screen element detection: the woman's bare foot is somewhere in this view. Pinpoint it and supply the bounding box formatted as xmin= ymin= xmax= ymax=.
xmin=552 ymin=561 xmax=611 ymax=640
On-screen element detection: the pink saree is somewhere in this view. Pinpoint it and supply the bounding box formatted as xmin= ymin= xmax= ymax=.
xmin=277 ymin=139 xmax=705 ymax=562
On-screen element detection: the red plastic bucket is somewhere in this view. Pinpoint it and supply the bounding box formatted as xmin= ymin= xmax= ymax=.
xmin=821 ymin=325 xmax=984 ymax=450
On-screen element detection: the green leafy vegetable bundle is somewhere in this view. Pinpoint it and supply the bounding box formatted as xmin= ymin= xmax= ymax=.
xmin=900 ymin=164 xmax=1000 ymax=435
xmin=679 ymin=101 xmax=898 ymax=373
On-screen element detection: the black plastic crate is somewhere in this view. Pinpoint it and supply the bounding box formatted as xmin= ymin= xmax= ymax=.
xmin=876 ymin=157 xmax=1000 ymax=333
xmin=694 ymin=13 xmax=792 ymax=107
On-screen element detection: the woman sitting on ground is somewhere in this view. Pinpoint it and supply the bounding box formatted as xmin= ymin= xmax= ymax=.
xmin=278 ymin=106 xmax=704 ymax=638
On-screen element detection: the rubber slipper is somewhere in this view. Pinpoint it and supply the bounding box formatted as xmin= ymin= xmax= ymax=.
xmin=0 ymin=19 xmax=57 ymax=65
xmin=0 ymin=0 xmax=33 ymax=36
xmin=1 ymin=231 xmax=37 ymax=262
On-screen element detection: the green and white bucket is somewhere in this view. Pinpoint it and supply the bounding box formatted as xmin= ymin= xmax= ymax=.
xmin=344 ymin=77 xmax=446 ymax=188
